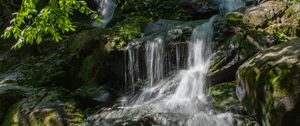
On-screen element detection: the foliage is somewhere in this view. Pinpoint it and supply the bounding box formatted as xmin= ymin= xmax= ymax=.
xmin=2 ymin=0 xmax=100 ymax=48
xmin=106 ymin=16 xmax=151 ymax=50
xmin=119 ymin=0 xmax=189 ymax=20
xmin=274 ymin=31 xmax=289 ymax=44
xmin=290 ymin=0 xmax=300 ymax=4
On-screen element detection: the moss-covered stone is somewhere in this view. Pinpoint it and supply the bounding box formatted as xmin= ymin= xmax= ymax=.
xmin=237 ymin=38 xmax=300 ymax=126
xmin=1 ymin=89 xmax=84 ymax=126
xmin=209 ymin=81 xmax=240 ymax=111
xmin=226 ymin=12 xmax=246 ymax=25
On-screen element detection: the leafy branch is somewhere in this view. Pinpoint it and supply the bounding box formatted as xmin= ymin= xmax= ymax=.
xmin=2 ymin=0 xmax=101 ymax=48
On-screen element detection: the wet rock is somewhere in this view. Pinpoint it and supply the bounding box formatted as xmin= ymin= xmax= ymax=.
xmin=179 ymin=0 xmax=220 ymax=19
xmin=237 ymin=38 xmax=300 ymax=126
xmin=70 ymin=85 xmax=115 ymax=108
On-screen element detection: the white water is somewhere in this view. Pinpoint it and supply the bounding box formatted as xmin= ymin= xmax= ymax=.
xmin=93 ymin=0 xmax=117 ymax=28
xmin=145 ymin=37 xmax=165 ymax=87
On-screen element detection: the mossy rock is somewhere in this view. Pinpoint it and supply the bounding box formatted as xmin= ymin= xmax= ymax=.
xmin=1 ymin=89 xmax=84 ymax=126
xmin=226 ymin=12 xmax=246 ymax=26
xmin=245 ymin=1 xmax=287 ymax=27
xmin=209 ymin=81 xmax=240 ymax=112
xmin=237 ymin=38 xmax=300 ymax=126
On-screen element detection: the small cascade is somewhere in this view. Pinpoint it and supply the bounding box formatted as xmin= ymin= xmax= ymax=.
xmin=126 ymin=43 xmax=140 ymax=93
xmin=93 ymin=0 xmax=117 ymax=28
xmin=145 ymin=37 xmax=165 ymax=87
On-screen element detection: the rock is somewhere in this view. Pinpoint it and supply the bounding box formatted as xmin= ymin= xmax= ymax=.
xmin=179 ymin=0 xmax=220 ymax=19
xmin=70 ymin=85 xmax=115 ymax=108
xmin=237 ymin=38 xmax=300 ymax=126
xmin=264 ymin=3 xmax=300 ymax=38
xmin=209 ymin=17 xmax=270 ymax=85
xmin=1 ymin=89 xmax=84 ymax=126
xmin=245 ymin=1 xmax=287 ymax=27
xmin=209 ymin=81 xmax=241 ymax=112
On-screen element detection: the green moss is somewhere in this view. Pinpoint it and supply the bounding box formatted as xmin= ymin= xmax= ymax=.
xmin=209 ymin=81 xmax=239 ymax=110
xmin=226 ymin=12 xmax=246 ymax=25
xmin=1 ymin=102 xmax=21 ymax=126
xmin=79 ymin=55 xmax=97 ymax=81
xmin=29 ymin=111 xmax=64 ymax=126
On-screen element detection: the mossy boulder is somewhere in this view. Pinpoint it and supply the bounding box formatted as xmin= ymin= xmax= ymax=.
xmin=237 ymin=38 xmax=300 ymax=126
xmin=1 ymin=89 xmax=84 ymax=126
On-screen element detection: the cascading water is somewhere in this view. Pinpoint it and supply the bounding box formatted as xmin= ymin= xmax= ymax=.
xmin=93 ymin=0 xmax=117 ymax=28
xmin=86 ymin=0 xmax=245 ymax=125
xmin=145 ymin=37 xmax=165 ymax=87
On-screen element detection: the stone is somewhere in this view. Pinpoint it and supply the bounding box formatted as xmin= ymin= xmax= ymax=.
xmin=1 ymin=89 xmax=84 ymax=126
xmin=245 ymin=1 xmax=287 ymax=27
xmin=237 ymin=38 xmax=300 ymax=126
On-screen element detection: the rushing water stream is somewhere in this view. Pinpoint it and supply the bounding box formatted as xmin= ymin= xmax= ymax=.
xmin=86 ymin=0 xmax=245 ymax=125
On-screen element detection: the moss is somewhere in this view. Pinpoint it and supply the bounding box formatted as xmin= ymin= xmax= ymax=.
xmin=237 ymin=39 xmax=300 ymax=125
xmin=208 ymin=52 xmax=228 ymax=75
xmin=1 ymin=102 xmax=21 ymax=126
xmin=226 ymin=12 xmax=246 ymax=25
xmin=209 ymin=81 xmax=240 ymax=110
xmin=29 ymin=111 xmax=64 ymax=126
xmin=79 ymin=55 xmax=97 ymax=82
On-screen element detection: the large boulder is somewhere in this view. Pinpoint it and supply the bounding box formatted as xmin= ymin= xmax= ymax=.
xmin=237 ymin=38 xmax=300 ymax=126
xmin=209 ymin=1 xmax=300 ymax=85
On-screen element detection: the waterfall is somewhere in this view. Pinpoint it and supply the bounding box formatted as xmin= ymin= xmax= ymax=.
xmin=169 ymin=17 xmax=215 ymax=107
xmin=87 ymin=0 xmax=246 ymax=125
xmin=93 ymin=0 xmax=117 ymax=28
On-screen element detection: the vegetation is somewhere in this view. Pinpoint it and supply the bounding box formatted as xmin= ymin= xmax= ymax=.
xmin=1 ymin=0 xmax=100 ymax=48
xmin=118 ymin=0 xmax=190 ymax=20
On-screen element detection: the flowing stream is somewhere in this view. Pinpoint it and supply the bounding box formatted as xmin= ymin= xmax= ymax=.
xmin=86 ymin=0 xmax=245 ymax=125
